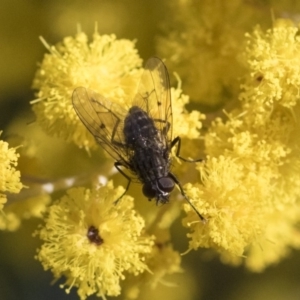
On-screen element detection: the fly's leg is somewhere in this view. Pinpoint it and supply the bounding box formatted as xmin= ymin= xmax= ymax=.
xmin=170 ymin=137 xmax=205 ymax=222
xmin=103 ymin=114 xmax=131 ymax=203
xmin=113 ymin=162 xmax=132 ymax=204
xmin=168 ymin=172 xmax=206 ymax=223
xmin=171 ymin=136 xmax=203 ymax=162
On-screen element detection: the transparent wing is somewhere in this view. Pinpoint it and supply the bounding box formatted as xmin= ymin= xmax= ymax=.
xmin=72 ymin=87 xmax=130 ymax=165
xmin=133 ymin=57 xmax=173 ymax=146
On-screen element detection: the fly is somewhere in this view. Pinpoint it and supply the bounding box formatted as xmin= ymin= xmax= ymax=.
xmin=72 ymin=57 xmax=206 ymax=222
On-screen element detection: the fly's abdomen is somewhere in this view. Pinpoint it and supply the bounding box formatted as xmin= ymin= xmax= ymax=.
xmin=132 ymin=146 xmax=169 ymax=183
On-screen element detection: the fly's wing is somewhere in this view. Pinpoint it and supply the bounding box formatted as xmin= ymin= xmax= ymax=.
xmin=72 ymin=87 xmax=129 ymax=165
xmin=133 ymin=57 xmax=173 ymax=146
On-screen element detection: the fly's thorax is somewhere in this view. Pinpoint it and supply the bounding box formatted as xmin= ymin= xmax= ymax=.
xmin=124 ymin=106 xmax=157 ymax=146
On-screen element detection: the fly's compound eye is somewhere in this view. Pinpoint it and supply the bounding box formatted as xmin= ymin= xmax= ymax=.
xmin=158 ymin=177 xmax=175 ymax=193
xmin=143 ymin=183 xmax=157 ymax=199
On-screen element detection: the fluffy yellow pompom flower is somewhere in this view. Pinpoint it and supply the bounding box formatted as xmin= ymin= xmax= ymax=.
xmin=36 ymin=183 xmax=154 ymax=299
xmin=183 ymin=19 xmax=300 ymax=271
xmin=157 ymin=0 xmax=265 ymax=107
xmin=0 ymin=134 xmax=22 ymax=210
xmin=240 ymin=19 xmax=300 ymax=125
xmin=32 ymin=28 xmax=143 ymax=150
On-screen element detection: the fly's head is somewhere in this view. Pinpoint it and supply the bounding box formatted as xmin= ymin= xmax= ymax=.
xmin=142 ymin=177 xmax=175 ymax=204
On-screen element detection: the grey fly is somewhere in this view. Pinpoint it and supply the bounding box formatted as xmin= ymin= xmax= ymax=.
xmin=72 ymin=57 xmax=205 ymax=221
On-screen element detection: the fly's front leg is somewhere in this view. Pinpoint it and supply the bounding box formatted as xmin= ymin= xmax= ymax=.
xmin=168 ymin=172 xmax=206 ymax=223
xmin=114 ymin=162 xmax=132 ymax=204
xmin=171 ymin=136 xmax=202 ymax=162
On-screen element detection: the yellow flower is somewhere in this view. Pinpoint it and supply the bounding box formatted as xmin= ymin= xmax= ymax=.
xmin=182 ymin=19 xmax=300 ymax=271
xmin=240 ymin=19 xmax=300 ymax=125
xmin=157 ymin=0 xmax=266 ymax=107
xmin=31 ymin=28 xmax=143 ymax=150
xmin=0 ymin=134 xmax=23 ymax=210
xmin=183 ymin=156 xmax=270 ymax=256
xmin=36 ymin=183 xmax=154 ymax=299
